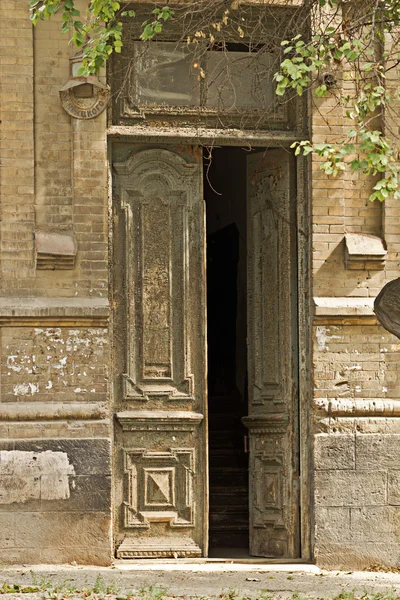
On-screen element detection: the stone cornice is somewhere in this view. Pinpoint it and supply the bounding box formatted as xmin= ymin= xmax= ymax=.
xmin=0 ymin=402 xmax=108 ymax=421
xmin=313 ymin=297 xmax=377 ymax=325
xmin=0 ymin=297 xmax=109 ymax=326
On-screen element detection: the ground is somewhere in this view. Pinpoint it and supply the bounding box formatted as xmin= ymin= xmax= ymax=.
xmin=2 ymin=564 xmax=400 ymax=600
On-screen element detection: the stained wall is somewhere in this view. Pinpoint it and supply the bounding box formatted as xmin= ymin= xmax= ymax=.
xmin=0 ymin=0 xmax=111 ymax=565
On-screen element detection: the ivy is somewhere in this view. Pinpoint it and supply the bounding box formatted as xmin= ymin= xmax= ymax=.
xmin=28 ymin=0 xmax=173 ymax=75
xmin=275 ymin=1 xmax=400 ymax=202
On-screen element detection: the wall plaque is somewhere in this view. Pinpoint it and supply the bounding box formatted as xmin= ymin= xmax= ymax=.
xmin=59 ymin=78 xmax=110 ymax=120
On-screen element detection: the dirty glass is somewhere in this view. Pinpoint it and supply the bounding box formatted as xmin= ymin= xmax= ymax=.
xmin=205 ymin=51 xmax=274 ymax=110
xmin=133 ymin=42 xmax=200 ymax=106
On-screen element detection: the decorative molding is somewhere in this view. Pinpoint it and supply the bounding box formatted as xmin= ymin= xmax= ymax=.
xmin=0 ymin=402 xmax=107 ymax=421
xmin=36 ymin=230 xmax=77 ymax=270
xmin=313 ymin=297 xmax=377 ymax=325
xmin=0 ymin=298 xmax=109 ymax=326
xmin=247 ymin=150 xmax=295 ymax=408
xmin=114 ymin=149 xmax=199 ymax=402
xmin=123 ymin=448 xmax=196 ymax=530
xmin=108 ymin=125 xmax=301 ymax=147
xmin=314 ymin=397 xmax=400 ymax=417
xmin=116 ymin=536 xmax=201 ymax=559
xmin=242 ymin=414 xmax=289 ymax=434
xmin=116 ymin=411 xmax=203 ymax=432
xmin=344 ymin=233 xmax=386 ymax=270
xmin=253 ymin=451 xmax=285 ymax=527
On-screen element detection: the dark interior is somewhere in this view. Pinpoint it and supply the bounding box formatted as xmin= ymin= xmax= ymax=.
xmin=204 ymin=147 xmax=249 ymax=554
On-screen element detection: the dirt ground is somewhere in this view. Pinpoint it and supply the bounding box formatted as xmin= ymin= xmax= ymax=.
xmin=2 ymin=563 xmax=400 ymax=599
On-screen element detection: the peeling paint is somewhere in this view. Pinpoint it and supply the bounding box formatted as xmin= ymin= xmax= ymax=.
xmin=13 ymin=383 xmax=39 ymax=396
xmin=3 ymin=327 xmax=107 ymax=400
xmin=315 ymin=326 xmax=341 ymax=352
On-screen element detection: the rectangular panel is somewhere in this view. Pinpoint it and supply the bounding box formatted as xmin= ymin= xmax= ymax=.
xmin=114 ymin=149 xmax=204 ymax=402
xmin=206 ymin=51 xmax=274 ymax=109
xmin=245 ymin=149 xmax=300 ymax=558
xmin=133 ymin=43 xmax=200 ymax=106
xmin=142 ymin=202 xmax=171 ymax=378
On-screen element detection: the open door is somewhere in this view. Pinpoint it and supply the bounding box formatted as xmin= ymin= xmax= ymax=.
xmin=244 ymin=149 xmax=300 ymax=558
xmin=112 ymin=145 xmax=208 ymax=558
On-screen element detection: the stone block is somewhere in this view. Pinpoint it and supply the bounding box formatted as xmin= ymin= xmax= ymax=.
xmin=389 ymin=471 xmax=400 ymax=505
xmin=0 ymin=513 xmax=15 ymax=547
xmin=14 ymin=511 xmax=111 ymax=550
xmin=0 ymin=440 xmax=111 ymax=515
xmin=314 ymin=470 xmax=387 ymax=506
xmin=39 ymin=545 xmax=111 ymax=566
xmin=351 ymin=506 xmax=400 ymax=542
xmin=314 ymin=506 xmax=351 ymax=542
xmin=315 ymin=541 xmax=400 ymax=570
xmin=43 ymin=475 xmax=112 ymax=512
xmin=14 ymin=439 xmax=111 ymax=475
xmin=314 ymin=434 xmax=355 ymax=470
xmin=356 ymin=434 xmax=400 ymax=469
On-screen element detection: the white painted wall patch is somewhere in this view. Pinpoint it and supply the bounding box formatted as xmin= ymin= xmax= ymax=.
xmin=0 ymin=450 xmax=75 ymax=503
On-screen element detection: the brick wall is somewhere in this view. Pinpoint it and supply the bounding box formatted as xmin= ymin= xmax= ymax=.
xmin=311 ymin=9 xmax=400 ymax=568
xmin=0 ymin=0 xmax=112 ymax=565
xmin=2 ymin=0 xmax=400 ymax=568
xmin=0 ymin=0 xmax=36 ymax=280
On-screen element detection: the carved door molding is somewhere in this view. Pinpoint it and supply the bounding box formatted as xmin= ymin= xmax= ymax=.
xmin=244 ymin=149 xmax=300 ymax=558
xmin=114 ymin=149 xmax=199 ymax=402
xmin=113 ymin=145 xmax=207 ymax=558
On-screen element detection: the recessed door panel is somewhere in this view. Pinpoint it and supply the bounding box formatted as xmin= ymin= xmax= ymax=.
xmin=112 ymin=145 xmax=207 ymax=558
xmin=244 ymin=149 xmax=300 ymax=558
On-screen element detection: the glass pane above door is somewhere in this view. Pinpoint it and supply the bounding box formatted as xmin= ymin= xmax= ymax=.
xmin=133 ymin=42 xmax=201 ymax=106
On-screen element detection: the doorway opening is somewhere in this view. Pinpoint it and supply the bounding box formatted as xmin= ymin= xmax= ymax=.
xmin=205 ymin=146 xmax=260 ymax=557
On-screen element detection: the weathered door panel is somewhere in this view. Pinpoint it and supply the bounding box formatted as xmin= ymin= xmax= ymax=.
xmin=112 ymin=145 xmax=207 ymax=558
xmin=244 ymin=149 xmax=300 ymax=558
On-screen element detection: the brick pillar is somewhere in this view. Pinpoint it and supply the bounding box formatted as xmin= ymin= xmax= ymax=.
xmin=0 ymin=0 xmax=36 ymax=281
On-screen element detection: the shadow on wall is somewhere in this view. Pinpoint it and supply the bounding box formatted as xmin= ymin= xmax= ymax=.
xmin=314 ymin=238 xmax=385 ymax=297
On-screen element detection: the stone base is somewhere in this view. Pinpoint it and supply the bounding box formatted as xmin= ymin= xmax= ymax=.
xmin=116 ymin=536 xmax=202 ymax=558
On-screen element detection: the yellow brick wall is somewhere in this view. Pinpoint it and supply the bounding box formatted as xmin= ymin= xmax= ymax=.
xmin=0 ymin=0 xmax=36 ymax=280
xmin=0 ymin=0 xmax=108 ymax=298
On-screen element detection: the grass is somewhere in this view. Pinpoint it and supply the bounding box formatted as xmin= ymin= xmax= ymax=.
xmin=1 ymin=576 xmax=400 ymax=600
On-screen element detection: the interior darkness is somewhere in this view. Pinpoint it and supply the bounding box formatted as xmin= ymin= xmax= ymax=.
xmin=205 ymin=147 xmax=249 ymax=554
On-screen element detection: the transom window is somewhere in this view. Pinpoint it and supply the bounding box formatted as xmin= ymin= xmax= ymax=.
xmin=131 ymin=42 xmax=274 ymax=111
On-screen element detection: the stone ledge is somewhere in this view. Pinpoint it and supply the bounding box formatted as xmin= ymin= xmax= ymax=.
xmin=0 ymin=402 xmax=108 ymax=421
xmin=116 ymin=410 xmax=203 ymax=431
xmin=344 ymin=233 xmax=387 ymax=270
xmin=315 ymin=397 xmax=400 ymax=417
xmin=0 ymin=297 xmax=109 ymax=326
xmin=313 ymin=297 xmax=377 ymax=324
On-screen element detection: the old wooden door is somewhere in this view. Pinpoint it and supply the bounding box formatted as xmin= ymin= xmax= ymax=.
xmin=112 ymin=144 xmax=208 ymax=559
xmin=244 ymin=149 xmax=300 ymax=558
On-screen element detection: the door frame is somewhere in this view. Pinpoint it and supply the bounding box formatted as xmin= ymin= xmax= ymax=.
xmin=108 ymin=132 xmax=312 ymax=561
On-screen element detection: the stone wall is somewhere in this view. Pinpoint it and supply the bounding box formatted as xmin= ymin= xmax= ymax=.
xmin=311 ymin=8 xmax=400 ymax=568
xmin=0 ymin=0 xmax=112 ymax=565
xmin=312 ymin=324 xmax=400 ymax=568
